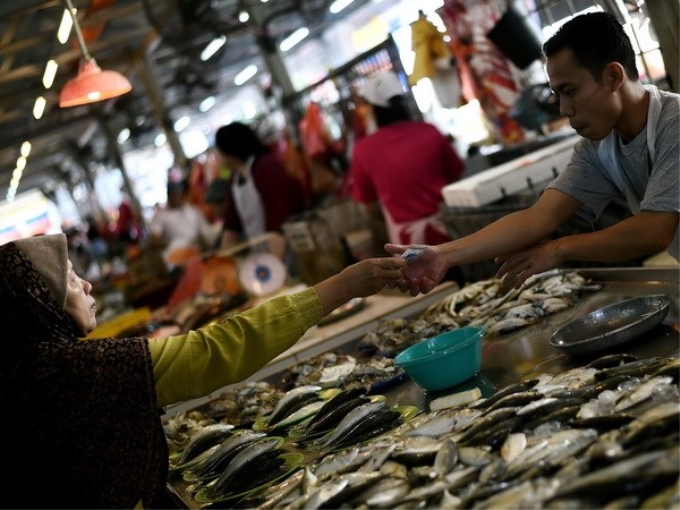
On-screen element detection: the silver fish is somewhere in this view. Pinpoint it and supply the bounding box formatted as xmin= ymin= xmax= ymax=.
xmin=318 ymin=400 xmax=386 ymax=449
xmin=193 ymin=430 xmax=266 ymax=479
xmin=500 ymin=432 xmax=527 ymax=463
xmin=267 ymin=384 xmax=322 ymax=426
xmin=434 ymin=438 xmax=458 ymax=477
xmin=312 ymin=446 xmax=376 ymax=479
xmin=614 ymin=375 xmax=673 ymax=412
xmin=210 ymin=437 xmax=281 ymax=497
xmin=553 ymin=449 xmax=679 ymax=501
xmin=177 ymin=423 xmax=234 ymax=465
xmin=364 ymin=479 xmax=410 ymax=508
xmin=351 ymin=476 xmax=408 ymax=506
xmin=254 ymin=469 xmax=305 ymax=510
xmin=405 ymin=408 xmax=481 ymax=438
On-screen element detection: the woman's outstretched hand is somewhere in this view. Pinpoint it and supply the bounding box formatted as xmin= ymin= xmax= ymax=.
xmin=314 ymin=256 xmax=407 ymax=316
xmin=384 ymin=244 xmax=449 ymax=296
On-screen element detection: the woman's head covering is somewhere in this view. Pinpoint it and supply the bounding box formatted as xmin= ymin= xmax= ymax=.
xmin=13 ymin=233 xmax=68 ymax=310
xmin=0 ymin=235 xmax=168 ymax=508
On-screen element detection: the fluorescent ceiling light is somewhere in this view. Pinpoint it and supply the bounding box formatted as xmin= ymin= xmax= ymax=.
xmin=42 ymin=60 xmax=58 ymax=89
xmin=33 ymin=96 xmax=47 ymax=119
xmin=200 ymin=35 xmax=226 ymax=61
xmin=199 ymin=96 xmax=216 ymax=112
xmin=13 ymin=168 xmax=23 ymax=180
xmin=20 ymin=141 xmax=32 ymax=158
xmin=243 ymin=102 xmax=257 ymax=119
xmin=117 ymin=128 xmax=130 ymax=144
xmin=280 ymin=27 xmax=309 ymax=52
xmin=154 ymin=133 xmax=167 ymax=147
xmin=57 ymin=8 xmax=75 ymax=44
xmin=16 ymin=156 xmax=26 ymax=172
xmin=235 ymin=65 xmax=257 ymax=86
xmin=330 ymin=0 xmax=355 ymax=14
xmin=174 ymin=116 xmax=191 ymax=132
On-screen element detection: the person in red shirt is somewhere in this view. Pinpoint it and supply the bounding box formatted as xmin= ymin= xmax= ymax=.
xmin=349 ymin=71 xmax=465 ymax=248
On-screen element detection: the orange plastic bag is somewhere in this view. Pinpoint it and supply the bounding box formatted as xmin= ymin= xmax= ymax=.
xmin=299 ymin=102 xmax=331 ymax=160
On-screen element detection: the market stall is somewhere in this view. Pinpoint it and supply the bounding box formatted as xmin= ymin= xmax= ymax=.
xmin=163 ymin=266 xmax=680 ymax=508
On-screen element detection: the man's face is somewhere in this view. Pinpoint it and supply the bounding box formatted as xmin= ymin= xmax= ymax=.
xmin=546 ymin=48 xmax=619 ymax=140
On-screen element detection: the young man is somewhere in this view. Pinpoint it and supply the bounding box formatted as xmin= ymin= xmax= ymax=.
xmin=387 ymin=11 xmax=679 ymax=295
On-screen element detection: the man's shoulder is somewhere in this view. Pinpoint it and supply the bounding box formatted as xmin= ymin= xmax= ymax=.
xmin=653 ymin=87 xmax=680 ymax=116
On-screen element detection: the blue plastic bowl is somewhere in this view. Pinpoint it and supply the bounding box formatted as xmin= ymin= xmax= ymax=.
xmin=393 ymin=326 xmax=485 ymax=391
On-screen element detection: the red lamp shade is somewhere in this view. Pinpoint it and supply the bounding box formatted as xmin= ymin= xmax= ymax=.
xmin=59 ymin=58 xmax=132 ymax=108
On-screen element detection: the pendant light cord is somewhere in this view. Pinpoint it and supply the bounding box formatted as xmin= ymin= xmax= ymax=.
xmin=64 ymin=0 xmax=92 ymax=61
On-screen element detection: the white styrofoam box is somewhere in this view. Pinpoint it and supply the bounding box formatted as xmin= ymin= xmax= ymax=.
xmin=442 ymin=135 xmax=579 ymax=208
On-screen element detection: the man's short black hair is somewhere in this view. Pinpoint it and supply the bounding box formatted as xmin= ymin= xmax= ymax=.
xmin=214 ymin=122 xmax=270 ymax=161
xmin=373 ymin=95 xmax=412 ymax=128
xmin=543 ymin=11 xmax=638 ymax=82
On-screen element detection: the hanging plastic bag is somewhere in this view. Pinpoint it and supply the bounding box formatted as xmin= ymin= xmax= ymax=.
xmin=299 ymin=102 xmax=331 ymax=160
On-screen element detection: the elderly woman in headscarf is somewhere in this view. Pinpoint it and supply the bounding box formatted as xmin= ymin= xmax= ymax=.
xmin=0 ymin=233 xmax=405 ymax=508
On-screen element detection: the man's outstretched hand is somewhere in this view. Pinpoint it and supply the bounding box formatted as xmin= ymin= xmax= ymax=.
xmin=385 ymin=243 xmax=450 ymax=296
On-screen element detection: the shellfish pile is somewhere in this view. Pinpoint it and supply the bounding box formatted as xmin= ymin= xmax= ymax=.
xmin=358 ymin=270 xmax=601 ymax=357
xmin=164 ymin=381 xmax=284 ymax=449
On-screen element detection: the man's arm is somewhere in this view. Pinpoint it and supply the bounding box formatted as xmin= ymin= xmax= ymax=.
xmin=439 ymin=189 xmax=580 ymax=267
xmin=387 ymin=189 xmax=580 ymax=294
xmin=496 ymin=209 xmax=678 ymax=288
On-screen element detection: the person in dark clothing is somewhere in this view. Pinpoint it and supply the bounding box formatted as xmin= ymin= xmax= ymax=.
xmin=213 ymin=122 xmax=308 ymax=263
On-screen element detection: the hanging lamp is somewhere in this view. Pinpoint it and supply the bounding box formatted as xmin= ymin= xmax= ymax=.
xmin=59 ymin=0 xmax=132 ymax=108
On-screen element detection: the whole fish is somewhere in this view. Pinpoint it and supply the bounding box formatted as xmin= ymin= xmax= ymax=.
xmin=177 ymin=423 xmax=234 ymax=465
xmin=319 ymin=472 xmax=385 ymax=508
xmin=619 ymin=401 xmax=680 ymax=447
xmin=484 ymin=390 xmax=542 ymax=412
xmin=272 ymin=400 xmax=325 ymax=430
xmin=405 ymin=407 xmax=481 ymax=438
xmin=304 ymin=395 xmax=370 ymax=436
xmin=469 ymin=379 xmax=538 ymax=410
xmin=586 ymin=353 xmax=638 ymax=369
xmin=317 ymin=400 xmax=386 ymax=449
xmin=192 ymin=430 xmax=266 ymax=480
xmin=210 ymin=437 xmax=282 ymax=497
xmin=551 ymin=448 xmax=679 ymax=502
xmin=595 ymin=356 xmax=671 ymax=380
xmin=267 ymin=385 xmax=322 ymax=426
xmin=614 ymin=376 xmax=673 ymax=412
xmin=312 ymin=446 xmax=375 ymax=479
xmin=325 ymin=407 xmax=401 ymax=451
xmin=454 ymin=406 xmax=521 ymax=443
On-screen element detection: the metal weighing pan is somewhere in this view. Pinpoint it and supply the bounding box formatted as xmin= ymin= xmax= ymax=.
xmin=550 ymin=294 xmax=672 ymax=355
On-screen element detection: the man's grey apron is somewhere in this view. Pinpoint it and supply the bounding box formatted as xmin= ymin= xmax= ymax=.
xmin=596 ymin=85 xmax=679 ymax=260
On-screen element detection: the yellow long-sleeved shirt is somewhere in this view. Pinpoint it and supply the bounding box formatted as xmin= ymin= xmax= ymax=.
xmin=148 ymin=287 xmax=323 ymax=408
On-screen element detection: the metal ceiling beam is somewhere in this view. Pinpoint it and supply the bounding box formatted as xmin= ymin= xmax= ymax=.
xmin=0 ymin=3 xmax=145 ymax=58
xmin=135 ymin=51 xmax=187 ymax=169
xmin=0 ymin=0 xmax=61 ymax=19
xmin=0 ymin=26 xmax=152 ymax=86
